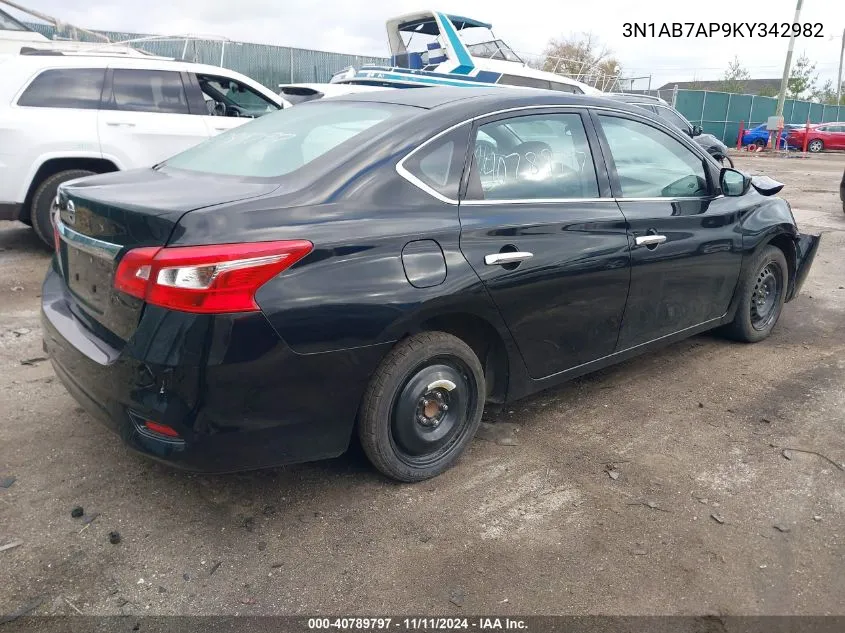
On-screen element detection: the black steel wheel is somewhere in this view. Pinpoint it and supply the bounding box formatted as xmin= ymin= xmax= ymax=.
xmin=358 ymin=332 xmax=485 ymax=482
xmin=720 ymin=245 xmax=788 ymax=343
xmin=749 ymin=262 xmax=783 ymax=331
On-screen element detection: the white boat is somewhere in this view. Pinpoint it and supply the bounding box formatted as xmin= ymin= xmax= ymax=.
xmin=331 ymin=10 xmax=600 ymax=95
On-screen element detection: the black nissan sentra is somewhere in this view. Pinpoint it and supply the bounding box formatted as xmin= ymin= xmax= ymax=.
xmin=42 ymin=87 xmax=820 ymax=482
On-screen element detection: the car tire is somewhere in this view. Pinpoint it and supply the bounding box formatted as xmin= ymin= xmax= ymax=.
xmin=807 ymin=139 xmax=823 ymax=153
xmin=30 ymin=169 xmax=95 ymax=248
xmin=721 ymin=245 xmax=788 ymax=343
xmin=357 ymin=332 xmax=485 ymax=482
xmin=753 ymin=139 xmax=766 ymax=148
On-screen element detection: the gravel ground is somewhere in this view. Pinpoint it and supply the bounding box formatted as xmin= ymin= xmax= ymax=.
xmin=0 ymin=152 xmax=843 ymax=619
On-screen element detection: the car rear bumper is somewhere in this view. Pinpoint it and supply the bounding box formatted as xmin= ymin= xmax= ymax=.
xmin=787 ymin=232 xmax=821 ymax=302
xmin=41 ymin=266 xmax=390 ymax=473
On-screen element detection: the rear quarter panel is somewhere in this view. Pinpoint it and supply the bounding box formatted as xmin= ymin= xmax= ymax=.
xmin=171 ymin=172 xmax=512 ymax=356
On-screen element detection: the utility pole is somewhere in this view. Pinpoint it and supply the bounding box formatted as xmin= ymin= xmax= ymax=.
xmin=837 ymin=27 xmax=844 ymax=105
xmin=776 ymin=0 xmax=804 ymax=116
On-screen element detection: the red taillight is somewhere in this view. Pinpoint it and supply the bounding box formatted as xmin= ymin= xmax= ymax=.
xmin=114 ymin=240 xmax=313 ymax=314
xmin=143 ymin=421 xmax=180 ymax=438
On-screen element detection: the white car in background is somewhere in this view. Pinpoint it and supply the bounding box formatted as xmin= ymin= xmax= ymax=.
xmin=0 ymin=52 xmax=285 ymax=246
xmin=278 ymin=82 xmax=388 ymax=105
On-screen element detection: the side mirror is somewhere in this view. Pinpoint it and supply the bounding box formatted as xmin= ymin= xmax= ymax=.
xmin=720 ymin=168 xmax=751 ymax=197
xmin=692 ymin=125 xmax=703 ymax=137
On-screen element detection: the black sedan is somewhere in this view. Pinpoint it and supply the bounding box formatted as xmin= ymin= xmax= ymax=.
xmin=42 ymin=87 xmax=820 ymax=482
xmin=840 ymin=166 xmax=844 ymax=214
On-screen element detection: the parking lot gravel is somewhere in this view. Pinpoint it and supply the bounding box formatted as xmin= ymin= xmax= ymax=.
xmin=0 ymin=152 xmax=843 ymax=618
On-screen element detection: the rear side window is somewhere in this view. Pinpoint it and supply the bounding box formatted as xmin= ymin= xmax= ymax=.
xmin=465 ymin=112 xmax=599 ymax=201
xmin=18 ymin=68 xmax=105 ymax=109
xmin=163 ymin=101 xmax=411 ymax=178
xmin=106 ymin=69 xmax=190 ymax=114
xmin=401 ymin=126 xmax=470 ymax=201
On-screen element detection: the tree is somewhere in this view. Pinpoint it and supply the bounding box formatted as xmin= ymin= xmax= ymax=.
xmin=787 ymin=54 xmax=818 ymax=99
xmin=757 ymin=85 xmax=780 ymax=98
xmin=719 ymin=56 xmax=750 ymax=93
xmin=812 ymin=79 xmax=845 ymax=105
xmin=541 ymin=32 xmax=622 ymax=90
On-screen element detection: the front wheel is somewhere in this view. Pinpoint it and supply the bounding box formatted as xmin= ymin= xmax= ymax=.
xmin=720 ymin=245 xmax=788 ymax=343
xmin=357 ymin=332 xmax=485 ymax=482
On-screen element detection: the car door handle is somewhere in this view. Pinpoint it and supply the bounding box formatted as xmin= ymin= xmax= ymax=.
xmin=484 ymin=252 xmax=534 ymax=265
xmin=105 ymin=121 xmax=136 ymax=127
xmin=635 ymin=235 xmax=667 ymax=247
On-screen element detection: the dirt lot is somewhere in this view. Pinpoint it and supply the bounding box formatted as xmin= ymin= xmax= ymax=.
xmin=1 ymin=152 xmax=843 ymax=619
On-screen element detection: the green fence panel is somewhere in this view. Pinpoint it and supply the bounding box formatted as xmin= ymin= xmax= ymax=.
xmin=790 ymin=100 xmax=811 ymax=124
xmin=749 ymin=96 xmax=777 ymax=128
xmin=675 ymin=90 xmax=705 ymax=122
xmin=808 ymin=103 xmax=824 ymax=123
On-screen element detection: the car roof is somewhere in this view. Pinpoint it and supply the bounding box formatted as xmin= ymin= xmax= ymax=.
xmin=329 ymin=86 xmax=638 ymax=112
xmin=7 ymin=52 xmax=253 ymax=78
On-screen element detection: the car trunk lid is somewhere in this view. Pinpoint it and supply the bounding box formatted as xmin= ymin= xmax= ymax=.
xmin=55 ymin=168 xmax=280 ymax=346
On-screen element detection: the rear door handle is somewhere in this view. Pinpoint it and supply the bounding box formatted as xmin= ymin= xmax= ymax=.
xmin=484 ymin=251 xmax=533 ymax=265
xmin=635 ymin=235 xmax=667 ymax=247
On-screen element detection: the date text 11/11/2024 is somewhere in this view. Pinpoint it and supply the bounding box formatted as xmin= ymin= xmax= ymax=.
xmin=307 ymin=618 xmax=528 ymax=630
xmin=623 ymin=22 xmax=823 ymax=38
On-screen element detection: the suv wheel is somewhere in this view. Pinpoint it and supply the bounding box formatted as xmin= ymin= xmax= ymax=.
xmin=358 ymin=332 xmax=485 ymax=482
xmin=30 ymin=170 xmax=95 ymax=248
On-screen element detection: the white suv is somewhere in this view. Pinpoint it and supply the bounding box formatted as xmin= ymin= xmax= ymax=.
xmin=0 ymin=52 xmax=285 ymax=245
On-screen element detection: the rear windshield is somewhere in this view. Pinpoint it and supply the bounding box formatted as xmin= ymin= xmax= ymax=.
xmin=163 ymin=101 xmax=410 ymax=178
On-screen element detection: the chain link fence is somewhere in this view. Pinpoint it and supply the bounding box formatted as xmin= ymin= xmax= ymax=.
xmin=25 ymin=23 xmax=388 ymax=90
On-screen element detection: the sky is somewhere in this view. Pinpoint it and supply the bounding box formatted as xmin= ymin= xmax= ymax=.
xmin=7 ymin=0 xmax=845 ymax=89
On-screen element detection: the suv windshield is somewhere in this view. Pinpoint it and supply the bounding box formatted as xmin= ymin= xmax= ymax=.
xmin=163 ymin=101 xmax=411 ymax=178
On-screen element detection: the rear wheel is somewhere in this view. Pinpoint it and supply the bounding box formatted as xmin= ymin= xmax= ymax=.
xmin=358 ymin=332 xmax=485 ymax=482
xmin=753 ymin=139 xmax=766 ymax=149
xmin=807 ymin=139 xmax=823 ymax=153
xmin=721 ymin=245 xmax=788 ymax=343
xmin=30 ymin=169 xmax=95 ymax=248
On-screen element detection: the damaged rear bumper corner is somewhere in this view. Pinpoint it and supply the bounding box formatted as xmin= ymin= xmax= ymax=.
xmin=787 ymin=232 xmax=821 ymax=302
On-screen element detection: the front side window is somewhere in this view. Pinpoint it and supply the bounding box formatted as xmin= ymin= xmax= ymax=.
xmin=163 ymin=101 xmax=409 ymax=178
xmin=199 ymin=75 xmax=280 ymax=117
xmin=17 ymin=68 xmax=105 ymax=109
xmin=654 ymin=105 xmax=692 ymax=134
xmin=107 ymin=69 xmax=189 ymax=114
xmin=598 ymin=115 xmax=708 ymax=198
xmin=466 ymin=112 xmax=599 ymax=200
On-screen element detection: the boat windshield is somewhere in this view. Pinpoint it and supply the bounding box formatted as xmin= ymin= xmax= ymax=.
xmin=465 ymin=40 xmax=522 ymax=63
xmin=0 ymin=8 xmax=31 ymax=31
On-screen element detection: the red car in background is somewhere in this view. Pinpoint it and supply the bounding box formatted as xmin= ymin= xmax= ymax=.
xmin=787 ymin=122 xmax=845 ymax=153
